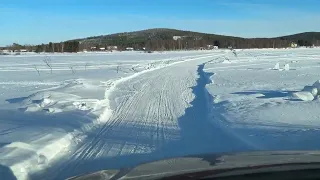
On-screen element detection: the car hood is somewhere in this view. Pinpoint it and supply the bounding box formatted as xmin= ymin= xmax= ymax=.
xmin=68 ymin=151 xmax=320 ymax=180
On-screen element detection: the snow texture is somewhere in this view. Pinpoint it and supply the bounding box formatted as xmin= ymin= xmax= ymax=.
xmin=204 ymin=48 xmax=320 ymax=152
xmin=1 ymin=49 xmax=320 ymax=180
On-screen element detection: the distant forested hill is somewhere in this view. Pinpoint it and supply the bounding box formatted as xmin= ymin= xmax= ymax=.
xmin=3 ymin=29 xmax=320 ymax=52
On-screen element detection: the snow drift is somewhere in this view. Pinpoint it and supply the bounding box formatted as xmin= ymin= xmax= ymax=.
xmin=293 ymin=80 xmax=320 ymax=101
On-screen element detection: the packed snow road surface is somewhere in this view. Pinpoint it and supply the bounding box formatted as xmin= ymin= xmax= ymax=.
xmin=31 ymin=53 xmax=250 ymax=179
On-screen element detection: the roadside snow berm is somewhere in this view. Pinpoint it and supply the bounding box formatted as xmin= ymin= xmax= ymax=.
xmin=293 ymin=80 xmax=320 ymax=101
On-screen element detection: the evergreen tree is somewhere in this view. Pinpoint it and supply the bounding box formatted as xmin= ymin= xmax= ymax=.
xmin=35 ymin=45 xmax=42 ymax=53
xmin=48 ymin=42 xmax=53 ymax=52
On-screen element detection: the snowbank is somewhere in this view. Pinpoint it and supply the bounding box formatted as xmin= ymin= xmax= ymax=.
xmin=273 ymin=62 xmax=280 ymax=70
xmin=284 ymin=64 xmax=290 ymax=71
xmin=293 ymin=91 xmax=314 ymax=101
xmin=293 ymin=80 xmax=320 ymax=101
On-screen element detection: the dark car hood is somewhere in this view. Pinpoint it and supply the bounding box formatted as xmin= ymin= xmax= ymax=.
xmin=68 ymin=151 xmax=320 ymax=180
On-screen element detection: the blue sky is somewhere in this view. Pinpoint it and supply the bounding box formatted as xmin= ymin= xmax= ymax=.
xmin=1 ymin=0 xmax=320 ymax=46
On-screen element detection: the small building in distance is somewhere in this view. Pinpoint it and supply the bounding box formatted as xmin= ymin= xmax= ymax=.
xmin=206 ymin=45 xmax=219 ymax=50
xmin=0 ymin=49 xmax=12 ymax=53
xmin=126 ymin=47 xmax=134 ymax=51
xmin=90 ymin=47 xmax=97 ymax=51
xmin=0 ymin=50 xmax=9 ymax=55
xmin=20 ymin=49 xmax=28 ymax=52
xmin=107 ymin=46 xmax=118 ymax=51
xmin=207 ymin=45 xmax=214 ymax=49
xmin=173 ymin=36 xmax=182 ymax=41
xmin=291 ymin=42 xmax=298 ymax=48
xmin=99 ymin=47 xmax=106 ymax=51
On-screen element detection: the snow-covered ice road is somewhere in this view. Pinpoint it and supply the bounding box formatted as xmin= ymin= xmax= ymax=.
xmin=32 ymin=54 xmax=251 ymax=180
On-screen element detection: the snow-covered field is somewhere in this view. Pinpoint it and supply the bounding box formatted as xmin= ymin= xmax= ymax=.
xmin=204 ymin=48 xmax=320 ymax=150
xmin=1 ymin=49 xmax=320 ymax=180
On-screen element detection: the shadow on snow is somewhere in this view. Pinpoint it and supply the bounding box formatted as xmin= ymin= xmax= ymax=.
xmin=0 ymin=164 xmax=17 ymax=180
xmin=232 ymin=90 xmax=298 ymax=99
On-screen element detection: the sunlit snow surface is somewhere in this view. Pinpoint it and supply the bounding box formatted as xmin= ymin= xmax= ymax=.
xmin=0 ymin=49 xmax=320 ymax=180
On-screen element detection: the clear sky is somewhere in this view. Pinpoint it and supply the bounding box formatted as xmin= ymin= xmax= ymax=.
xmin=1 ymin=0 xmax=320 ymax=46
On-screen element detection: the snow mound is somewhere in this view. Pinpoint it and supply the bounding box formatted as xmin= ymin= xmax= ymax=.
xmin=3 ymin=134 xmax=75 ymax=180
xmin=273 ymin=62 xmax=280 ymax=70
xmin=73 ymin=102 xmax=90 ymax=111
xmin=293 ymin=92 xmax=314 ymax=101
xmin=19 ymin=90 xmax=97 ymax=114
xmin=293 ymin=80 xmax=320 ymax=101
xmin=284 ymin=64 xmax=290 ymax=71
xmin=39 ymin=98 xmax=52 ymax=107
xmin=213 ymin=95 xmax=221 ymax=104
xmin=302 ymin=86 xmax=318 ymax=97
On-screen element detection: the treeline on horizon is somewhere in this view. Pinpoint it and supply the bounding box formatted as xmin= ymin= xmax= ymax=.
xmin=2 ymin=29 xmax=320 ymax=52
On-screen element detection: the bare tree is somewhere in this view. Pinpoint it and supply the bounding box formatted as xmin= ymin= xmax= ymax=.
xmin=116 ymin=63 xmax=124 ymax=73
xmin=33 ymin=65 xmax=40 ymax=76
xmin=117 ymin=66 xmax=120 ymax=73
xmin=61 ymin=43 xmax=64 ymax=53
xmin=232 ymin=50 xmax=238 ymax=57
xmin=43 ymin=56 xmax=53 ymax=74
xmin=224 ymin=56 xmax=231 ymax=62
xmin=85 ymin=63 xmax=89 ymax=71
xmin=69 ymin=66 xmax=76 ymax=74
